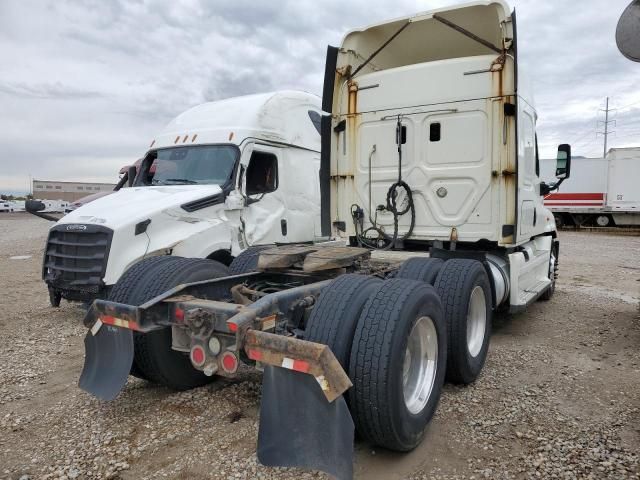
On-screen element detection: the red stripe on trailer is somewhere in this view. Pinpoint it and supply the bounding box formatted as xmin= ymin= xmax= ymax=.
xmin=545 ymin=202 xmax=604 ymax=207
xmin=544 ymin=193 xmax=604 ymax=200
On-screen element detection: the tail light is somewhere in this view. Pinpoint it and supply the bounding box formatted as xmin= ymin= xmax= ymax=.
xmin=220 ymin=352 xmax=238 ymax=374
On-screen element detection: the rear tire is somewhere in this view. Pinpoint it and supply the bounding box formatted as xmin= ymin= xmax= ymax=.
xmin=595 ymin=215 xmax=611 ymax=227
xmin=108 ymin=256 xmax=229 ymax=389
xmin=228 ymin=245 xmax=273 ymax=275
xmin=434 ymin=259 xmax=492 ymax=385
xmin=540 ymin=243 xmax=558 ymax=301
xmin=304 ymin=274 xmax=381 ymax=370
xmin=397 ymin=257 xmax=444 ymax=285
xmin=349 ymin=278 xmax=446 ymax=451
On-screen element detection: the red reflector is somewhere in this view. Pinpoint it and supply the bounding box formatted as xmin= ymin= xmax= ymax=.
xmin=281 ymin=357 xmax=310 ymax=373
xmin=100 ymin=315 xmax=141 ymax=331
xmin=227 ymin=321 xmax=238 ymax=333
xmin=292 ymin=359 xmax=310 ymax=373
xmin=221 ymin=352 xmax=238 ymax=373
xmin=247 ymin=349 xmax=262 ymax=361
xmin=174 ymin=307 xmax=185 ymax=322
xmin=190 ymin=346 xmax=206 ymax=367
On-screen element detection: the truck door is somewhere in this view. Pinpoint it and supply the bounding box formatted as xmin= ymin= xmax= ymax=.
xmin=239 ymin=144 xmax=288 ymax=246
xmin=516 ymin=103 xmax=539 ymax=241
xmin=279 ymin=148 xmax=321 ymax=242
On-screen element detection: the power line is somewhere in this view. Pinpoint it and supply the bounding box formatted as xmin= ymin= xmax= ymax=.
xmin=616 ymin=99 xmax=640 ymax=111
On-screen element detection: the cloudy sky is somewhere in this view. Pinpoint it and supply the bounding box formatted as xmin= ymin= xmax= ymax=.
xmin=1 ymin=0 xmax=638 ymax=194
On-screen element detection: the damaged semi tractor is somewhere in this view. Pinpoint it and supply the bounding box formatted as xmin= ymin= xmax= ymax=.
xmin=79 ymin=2 xmax=573 ymax=479
xmin=43 ymin=91 xmax=323 ymax=306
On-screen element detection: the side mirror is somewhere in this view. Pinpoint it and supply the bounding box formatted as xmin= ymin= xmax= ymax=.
xmin=127 ymin=166 xmax=137 ymax=187
xmin=555 ymin=144 xmax=571 ymax=180
xmin=616 ymin=0 xmax=640 ymax=62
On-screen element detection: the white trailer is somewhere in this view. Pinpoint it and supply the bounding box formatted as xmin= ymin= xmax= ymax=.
xmin=42 ymin=91 xmax=322 ymax=306
xmin=542 ymin=147 xmax=640 ymax=226
xmin=78 ymin=2 xmax=574 ymax=479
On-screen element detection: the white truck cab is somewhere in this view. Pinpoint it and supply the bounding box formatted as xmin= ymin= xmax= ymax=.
xmin=325 ymin=0 xmax=570 ymax=312
xmin=44 ymin=91 xmax=322 ymax=305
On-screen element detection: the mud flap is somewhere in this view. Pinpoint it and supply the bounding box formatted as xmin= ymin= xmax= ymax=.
xmin=79 ymin=325 xmax=133 ymax=401
xmin=257 ymin=366 xmax=354 ymax=480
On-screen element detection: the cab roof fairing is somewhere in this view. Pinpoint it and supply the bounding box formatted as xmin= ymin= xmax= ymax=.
xmin=336 ymin=1 xmax=513 ymax=76
xmin=150 ymin=90 xmax=322 ymax=153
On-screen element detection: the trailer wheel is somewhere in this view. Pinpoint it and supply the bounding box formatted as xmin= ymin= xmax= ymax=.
xmin=596 ymin=215 xmax=611 ymax=227
xmin=228 ymin=245 xmax=273 ymax=275
xmin=434 ymin=259 xmax=492 ymax=385
xmin=109 ymin=256 xmax=229 ymax=389
xmin=304 ymin=274 xmax=381 ymax=370
xmin=396 ymin=257 xmax=444 ymax=285
xmin=349 ymin=278 xmax=446 ymax=451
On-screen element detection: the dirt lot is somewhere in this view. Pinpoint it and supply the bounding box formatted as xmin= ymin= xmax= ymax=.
xmin=0 ymin=213 xmax=638 ymax=480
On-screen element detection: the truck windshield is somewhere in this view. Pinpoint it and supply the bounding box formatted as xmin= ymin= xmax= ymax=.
xmin=142 ymin=145 xmax=238 ymax=186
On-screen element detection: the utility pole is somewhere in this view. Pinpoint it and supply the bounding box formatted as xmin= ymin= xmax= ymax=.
xmin=598 ymin=97 xmax=615 ymax=158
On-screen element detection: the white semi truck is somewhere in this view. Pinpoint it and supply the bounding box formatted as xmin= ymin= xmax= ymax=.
xmin=542 ymin=147 xmax=640 ymax=227
xmin=78 ymin=2 xmax=573 ymax=479
xmin=42 ymin=91 xmax=322 ymax=306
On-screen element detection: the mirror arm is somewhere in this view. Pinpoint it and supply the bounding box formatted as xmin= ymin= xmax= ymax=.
xmin=541 ymin=177 xmax=566 ymax=196
xmin=127 ymin=166 xmax=137 ymax=187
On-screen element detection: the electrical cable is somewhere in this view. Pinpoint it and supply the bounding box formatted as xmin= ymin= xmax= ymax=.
xmin=351 ymin=116 xmax=416 ymax=250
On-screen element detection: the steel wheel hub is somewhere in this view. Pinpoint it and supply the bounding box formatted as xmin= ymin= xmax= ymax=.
xmin=402 ymin=316 xmax=438 ymax=415
xmin=466 ymin=286 xmax=487 ymax=358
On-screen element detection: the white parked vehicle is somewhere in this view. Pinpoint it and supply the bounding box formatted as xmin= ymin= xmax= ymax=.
xmin=10 ymin=200 xmax=25 ymax=212
xmin=0 ymin=200 xmax=26 ymax=212
xmin=39 ymin=200 xmax=69 ymax=213
xmin=541 ymin=147 xmax=640 ymax=227
xmin=43 ymin=91 xmax=322 ymax=306
xmin=79 ymin=2 xmax=572 ymax=479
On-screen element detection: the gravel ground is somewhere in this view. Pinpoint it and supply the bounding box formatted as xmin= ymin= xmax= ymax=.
xmin=0 ymin=212 xmax=638 ymax=480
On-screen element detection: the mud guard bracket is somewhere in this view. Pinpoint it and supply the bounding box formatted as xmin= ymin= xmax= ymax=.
xmin=244 ymin=330 xmax=352 ymax=402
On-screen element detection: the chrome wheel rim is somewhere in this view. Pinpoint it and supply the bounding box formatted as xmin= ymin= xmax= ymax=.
xmin=466 ymin=286 xmax=486 ymax=358
xmin=402 ymin=316 xmax=438 ymax=415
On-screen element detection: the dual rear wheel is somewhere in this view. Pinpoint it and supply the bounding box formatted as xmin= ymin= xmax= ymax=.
xmin=305 ymin=257 xmax=492 ymax=451
xmin=305 ymin=274 xmax=446 ymax=451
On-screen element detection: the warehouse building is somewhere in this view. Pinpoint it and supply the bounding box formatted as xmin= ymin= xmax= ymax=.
xmin=33 ymin=179 xmax=116 ymax=202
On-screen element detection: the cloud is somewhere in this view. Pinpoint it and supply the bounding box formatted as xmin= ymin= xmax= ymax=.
xmin=0 ymin=0 xmax=638 ymax=193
